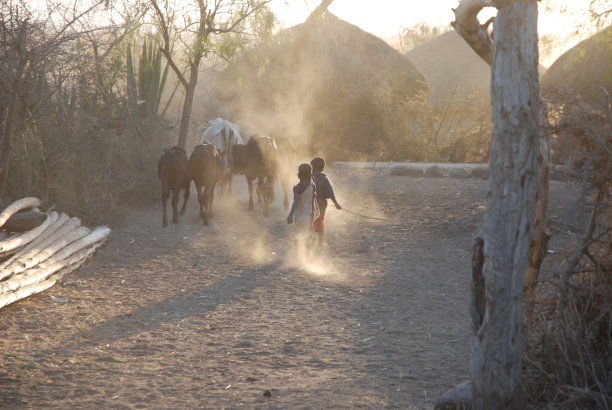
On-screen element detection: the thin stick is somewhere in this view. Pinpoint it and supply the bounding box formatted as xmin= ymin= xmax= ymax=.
xmin=341 ymin=208 xmax=395 ymax=223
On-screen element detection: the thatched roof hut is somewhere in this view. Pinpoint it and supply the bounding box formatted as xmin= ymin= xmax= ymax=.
xmin=403 ymin=30 xmax=492 ymax=159
xmin=541 ymin=26 xmax=612 ymax=106
xmin=404 ymin=30 xmax=490 ymax=108
xmin=209 ymin=13 xmax=429 ymax=161
xmin=541 ymin=26 xmax=612 ymax=167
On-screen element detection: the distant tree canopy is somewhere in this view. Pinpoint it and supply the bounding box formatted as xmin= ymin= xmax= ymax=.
xmin=540 ymin=0 xmax=612 ymax=63
xmin=542 ymin=0 xmax=612 ymax=30
xmin=396 ymin=22 xmax=451 ymax=53
xmin=148 ymin=0 xmax=274 ymax=149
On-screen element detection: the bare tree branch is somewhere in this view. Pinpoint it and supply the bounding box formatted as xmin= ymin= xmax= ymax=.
xmin=451 ymin=0 xmax=494 ymax=65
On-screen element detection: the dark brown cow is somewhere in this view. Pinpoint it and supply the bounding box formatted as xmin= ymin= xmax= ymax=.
xmin=272 ymin=136 xmax=296 ymax=210
xmin=231 ymin=134 xmax=278 ymax=216
xmin=157 ymin=146 xmax=190 ymax=227
xmin=189 ymin=142 xmax=225 ymax=225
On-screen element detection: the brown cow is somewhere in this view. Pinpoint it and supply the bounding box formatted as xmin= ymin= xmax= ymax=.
xmin=189 ymin=142 xmax=225 ymax=225
xmin=231 ymin=134 xmax=278 ymax=216
xmin=157 ymin=146 xmax=190 ymax=227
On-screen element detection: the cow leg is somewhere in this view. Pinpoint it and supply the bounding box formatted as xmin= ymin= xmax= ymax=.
xmin=256 ymin=178 xmax=264 ymax=206
xmin=269 ymin=177 xmax=276 ymax=202
xmin=219 ymin=176 xmax=226 ymax=196
xmin=194 ymin=182 xmax=204 ymax=222
xmin=171 ymin=188 xmax=180 ymax=224
xmin=161 ymin=189 xmax=169 ymax=227
xmin=268 ymin=175 xmax=277 ymax=216
xmin=263 ymin=178 xmax=271 ymax=217
xmin=201 ymin=185 xmax=209 ymax=226
xmin=247 ymin=177 xmax=254 ymax=211
xmin=179 ymin=182 xmax=190 ymax=216
xmin=218 ymin=173 xmax=230 ymax=197
xmin=208 ymin=182 xmax=216 ymax=219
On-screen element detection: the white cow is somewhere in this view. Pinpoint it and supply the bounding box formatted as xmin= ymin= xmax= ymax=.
xmin=200 ymin=118 xmax=244 ymax=194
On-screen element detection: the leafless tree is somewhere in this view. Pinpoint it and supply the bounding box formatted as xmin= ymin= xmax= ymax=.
xmin=0 ymin=0 xmax=110 ymax=201
xmin=397 ymin=22 xmax=451 ymax=53
xmin=148 ymin=0 xmax=273 ymax=149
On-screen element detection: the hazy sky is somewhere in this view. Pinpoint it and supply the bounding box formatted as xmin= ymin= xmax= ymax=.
xmin=270 ymin=0 xmax=580 ymax=42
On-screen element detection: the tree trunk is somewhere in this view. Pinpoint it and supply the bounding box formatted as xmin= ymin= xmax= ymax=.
xmin=0 ymin=95 xmax=17 ymax=203
xmin=176 ymin=66 xmax=199 ymax=149
xmin=0 ymin=197 xmax=42 ymax=227
xmin=470 ymin=2 xmax=540 ymax=408
xmin=524 ymin=125 xmax=550 ymax=302
xmin=291 ymin=0 xmax=335 ymax=65
xmin=451 ymin=0 xmax=493 ymax=65
xmin=453 ymin=0 xmax=551 ymax=296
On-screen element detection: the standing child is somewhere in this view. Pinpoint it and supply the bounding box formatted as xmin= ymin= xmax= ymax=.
xmin=310 ymin=157 xmax=341 ymax=246
xmin=287 ymin=163 xmax=320 ymax=256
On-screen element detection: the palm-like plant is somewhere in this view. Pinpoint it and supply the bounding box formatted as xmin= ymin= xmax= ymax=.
xmin=126 ymin=39 xmax=175 ymax=120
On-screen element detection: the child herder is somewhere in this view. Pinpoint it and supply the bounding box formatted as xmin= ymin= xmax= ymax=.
xmin=286 ymin=163 xmax=319 ymax=256
xmin=310 ymin=157 xmax=341 ymax=246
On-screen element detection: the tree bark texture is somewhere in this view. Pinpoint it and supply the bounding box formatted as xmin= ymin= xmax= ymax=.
xmin=470 ymin=2 xmax=540 ymax=409
xmin=0 ymin=95 xmax=17 ymax=203
xmin=452 ymin=0 xmax=552 ymax=295
xmin=451 ymin=0 xmax=494 ymax=65
xmin=177 ymin=67 xmax=199 ymax=149
xmin=524 ymin=111 xmax=551 ymax=301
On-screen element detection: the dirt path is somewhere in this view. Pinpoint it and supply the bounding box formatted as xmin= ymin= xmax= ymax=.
xmin=0 ymin=167 xmax=579 ymax=408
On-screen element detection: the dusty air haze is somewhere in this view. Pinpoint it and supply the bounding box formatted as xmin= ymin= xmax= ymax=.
xmin=271 ymin=0 xmax=591 ymax=66
xmin=1 ymin=0 xmax=609 ymax=408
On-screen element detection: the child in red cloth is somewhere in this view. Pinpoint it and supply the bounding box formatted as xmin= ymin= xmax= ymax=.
xmin=287 ymin=163 xmax=319 ymax=256
xmin=310 ymin=157 xmax=341 ymax=246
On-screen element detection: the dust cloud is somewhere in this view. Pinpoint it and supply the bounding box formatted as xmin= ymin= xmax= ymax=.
xmin=190 ymin=13 xmax=427 ymax=162
xmin=184 ymin=165 xmax=384 ymax=283
xmin=183 ymin=16 xmax=402 ymax=281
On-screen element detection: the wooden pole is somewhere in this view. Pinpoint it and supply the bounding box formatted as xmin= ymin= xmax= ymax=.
xmin=0 ymin=226 xmax=109 ymax=293
xmin=0 ymin=225 xmax=91 ymax=280
xmin=0 ymin=214 xmax=51 ymax=256
xmin=0 ymin=212 xmax=66 ymax=269
xmin=0 ymin=197 xmax=41 ymax=228
xmin=0 ymin=277 xmax=57 ymax=309
xmin=0 ymin=197 xmax=110 ymax=308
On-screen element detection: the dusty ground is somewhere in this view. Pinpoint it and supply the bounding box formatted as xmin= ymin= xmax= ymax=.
xmin=0 ymin=166 xmax=580 ymax=409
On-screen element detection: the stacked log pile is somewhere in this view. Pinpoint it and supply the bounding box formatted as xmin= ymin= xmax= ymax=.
xmin=0 ymin=197 xmax=110 ymax=309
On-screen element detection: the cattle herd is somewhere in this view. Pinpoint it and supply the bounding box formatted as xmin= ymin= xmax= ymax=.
xmin=157 ymin=119 xmax=296 ymax=227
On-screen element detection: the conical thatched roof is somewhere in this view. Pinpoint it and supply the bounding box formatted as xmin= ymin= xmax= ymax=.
xmin=404 ymin=30 xmax=490 ymax=107
xmin=208 ymin=13 xmax=429 ymax=161
xmin=403 ymin=30 xmax=492 ymax=154
xmin=541 ymin=25 xmax=612 ymax=105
